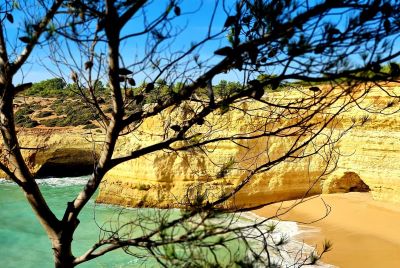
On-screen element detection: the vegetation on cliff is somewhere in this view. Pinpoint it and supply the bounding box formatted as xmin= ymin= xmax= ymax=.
xmin=15 ymin=79 xmax=253 ymax=128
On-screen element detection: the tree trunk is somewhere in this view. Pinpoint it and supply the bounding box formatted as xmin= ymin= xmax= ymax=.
xmin=52 ymin=237 xmax=75 ymax=268
xmin=51 ymin=226 xmax=77 ymax=268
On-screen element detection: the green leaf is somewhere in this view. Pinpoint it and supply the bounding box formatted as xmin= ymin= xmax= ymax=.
xmin=118 ymin=68 xmax=133 ymax=75
xmin=384 ymin=19 xmax=391 ymax=34
xmin=214 ymin=46 xmax=233 ymax=56
xmin=145 ymin=82 xmax=154 ymax=93
xmin=195 ymin=118 xmax=204 ymax=125
xmin=19 ymin=36 xmax=31 ymax=43
xmin=6 ymin=13 xmax=14 ymax=23
xmin=84 ymin=61 xmax=93 ymax=70
xmin=170 ymin=125 xmax=181 ymax=132
xmin=127 ymin=78 xmax=136 ymax=86
xmin=309 ymin=86 xmax=320 ymax=92
xmin=174 ymin=5 xmax=181 ymax=16
xmin=133 ymin=94 xmax=144 ymax=103
xmin=390 ymin=63 xmax=400 ymax=77
xmin=224 ymin=16 xmax=236 ymax=28
xmin=13 ymin=1 xmax=20 ymax=10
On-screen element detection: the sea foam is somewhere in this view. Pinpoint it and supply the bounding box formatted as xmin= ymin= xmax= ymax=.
xmin=238 ymin=211 xmax=334 ymax=267
xmin=0 ymin=175 xmax=90 ymax=187
xmin=0 ymin=176 xmax=333 ymax=267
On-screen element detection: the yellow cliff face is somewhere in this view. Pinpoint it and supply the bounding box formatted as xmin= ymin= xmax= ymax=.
xmin=0 ymin=128 xmax=99 ymax=178
xmin=3 ymin=86 xmax=400 ymax=208
xmin=97 ymin=86 xmax=400 ymax=208
xmin=325 ymin=115 xmax=400 ymax=203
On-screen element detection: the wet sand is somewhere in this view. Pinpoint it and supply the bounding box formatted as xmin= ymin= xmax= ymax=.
xmin=254 ymin=192 xmax=400 ymax=267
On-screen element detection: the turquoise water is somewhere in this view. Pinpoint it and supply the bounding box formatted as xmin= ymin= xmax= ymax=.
xmin=0 ymin=177 xmax=309 ymax=267
xmin=0 ymin=177 xmax=158 ymax=268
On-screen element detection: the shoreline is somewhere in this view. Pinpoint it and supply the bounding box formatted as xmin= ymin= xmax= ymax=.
xmin=3 ymin=177 xmax=400 ymax=267
xmin=253 ymin=192 xmax=400 ymax=268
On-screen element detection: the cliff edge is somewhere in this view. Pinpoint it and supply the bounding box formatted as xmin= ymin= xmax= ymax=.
xmin=2 ymin=87 xmax=399 ymax=208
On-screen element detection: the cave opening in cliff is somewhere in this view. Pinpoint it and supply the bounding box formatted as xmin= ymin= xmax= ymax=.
xmin=349 ymin=184 xmax=370 ymax=192
xmin=342 ymin=172 xmax=371 ymax=193
xmin=35 ymin=161 xmax=94 ymax=178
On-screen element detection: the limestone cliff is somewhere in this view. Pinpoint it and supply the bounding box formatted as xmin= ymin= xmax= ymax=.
xmin=324 ymin=113 xmax=400 ymax=203
xmin=97 ymin=106 xmax=328 ymax=208
xmin=0 ymin=128 xmax=99 ymax=178
xmin=97 ymin=86 xmax=400 ymax=208
xmin=2 ymin=86 xmax=400 ymax=208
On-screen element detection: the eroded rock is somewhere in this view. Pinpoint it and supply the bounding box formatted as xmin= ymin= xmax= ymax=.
xmin=323 ymin=172 xmax=370 ymax=194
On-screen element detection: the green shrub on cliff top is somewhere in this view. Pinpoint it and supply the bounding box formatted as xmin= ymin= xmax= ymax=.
xmin=24 ymin=78 xmax=69 ymax=97
xmin=15 ymin=107 xmax=38 ymax=128
xmin=41 ymin=100 xmax=99 ymax=127
xmin=36 ymin=111 xmax=53 ymax=118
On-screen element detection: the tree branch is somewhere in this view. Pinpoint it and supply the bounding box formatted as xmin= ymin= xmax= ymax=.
xmin=11 ymin=0 xmax=64 ymax=75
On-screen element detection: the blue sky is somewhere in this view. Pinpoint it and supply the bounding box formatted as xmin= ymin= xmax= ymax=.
xmin=6 ymin=0 xmax=400 ymax=85
xmin=9 ymin=0 xmax=236 ymax=84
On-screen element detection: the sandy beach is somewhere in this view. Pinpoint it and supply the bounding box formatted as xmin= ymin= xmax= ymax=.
xmin=254 ymin=192 xmax=400 ymax=268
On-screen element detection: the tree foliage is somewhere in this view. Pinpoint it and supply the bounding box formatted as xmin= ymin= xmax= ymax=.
xmin=24 ymin=78 xmax=67 ymax=96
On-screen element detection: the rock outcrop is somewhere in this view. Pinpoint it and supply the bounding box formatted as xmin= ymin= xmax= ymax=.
xmin=2 ymin=86 xmax=400 ymax=208
xmin=322 ymin=172 xmax=370 ymax=193
xmin=97 ymin=86 xmax=400 ymax=207
xmin=324 ymin=115 xmax=400 ymax=203
xmin=0 ymin=128 xmax=98 ymax=178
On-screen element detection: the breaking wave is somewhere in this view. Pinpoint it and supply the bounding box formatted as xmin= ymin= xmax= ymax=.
xmin=0 ymin=175 xmax=90 ymax=187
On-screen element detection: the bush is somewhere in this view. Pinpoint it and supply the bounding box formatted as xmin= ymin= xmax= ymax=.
xmin=15 ymin=107 xmax=34 ymax=117
xmin=16 ymin=116 xmax=39 ymax=128
xmin=21 ymin=78 xmax=110 ymax=98
xmin=40 ymin=118 xmax=63 ymax=127
xmin=15 ymin=108 xmax=38 ymax=128
xmin=24 ymin=78 xmax=70 ymax=97
xmin=45 ymin=99 xmax=99 ymax=127
xmin=50 ymin=98 xmax=67 ymax=115
xmin=41 ymin=115 xmax=93 ymax=127
xmin=37 ymin=111 xmax=53 ymax=118
xmin=30 ymin=102 xmax=44 ymax=110
xmin=83 ymin=123 xmax=98 ymax=129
